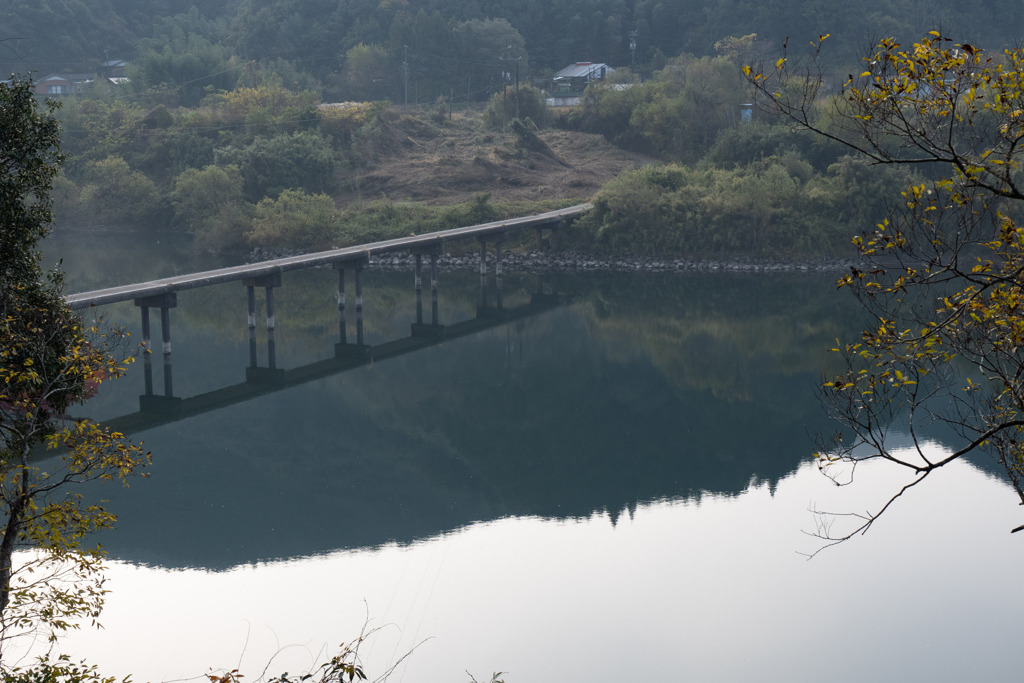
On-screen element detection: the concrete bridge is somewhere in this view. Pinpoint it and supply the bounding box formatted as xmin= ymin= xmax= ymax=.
xmin=65 ymin=204 xmax=588 ymax=427
xmin=66 ymin=203 xmax=588 ymax=356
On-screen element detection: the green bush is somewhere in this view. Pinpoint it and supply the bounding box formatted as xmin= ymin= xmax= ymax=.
xmin=216 ymin=131 xmax=338 ymax=201
xmin=574 ymin=155 xmax=919 ymax=259
xmin=483 ymin=85 xmax=547 ymax=130
xmin=247 ymin=189 xmax=341 ymax=249
xmin=77 ymin=156 xmax=162 ymax=227
xmin=172 ymin=164 xmax=252 ymax=250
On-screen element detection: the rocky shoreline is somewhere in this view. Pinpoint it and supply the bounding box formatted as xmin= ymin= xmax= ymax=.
xmin=249 ymin=247 xmax=860 ymax=274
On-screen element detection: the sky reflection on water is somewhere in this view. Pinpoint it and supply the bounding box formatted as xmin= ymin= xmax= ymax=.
xmin=53 ymin=456 xmax=1024 ymax=683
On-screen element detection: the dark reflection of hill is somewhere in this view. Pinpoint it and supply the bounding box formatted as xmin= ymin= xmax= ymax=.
xmin=79 ymin=271 xmax=865 ymax=570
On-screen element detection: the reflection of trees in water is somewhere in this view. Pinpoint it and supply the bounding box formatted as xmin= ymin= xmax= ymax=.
xmin=86 ymin=270 xmax=862 ymax=569
xmin=572 ymin=272 xmax=863 ymax=402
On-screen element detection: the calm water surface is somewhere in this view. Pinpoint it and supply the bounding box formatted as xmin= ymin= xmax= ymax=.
xmin=28 ymin=230 xmax=1024 ymax=682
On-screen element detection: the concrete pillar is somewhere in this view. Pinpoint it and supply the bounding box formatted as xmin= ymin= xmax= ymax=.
xmin=134 ymin=292 xmax=177 ymax=357
xmin=414 ymin=253 xmax=423 ymax=325
xmin=162 ymin=355 xmax=173 ymax=398
xmin=160 ymin=305 xmax=172 ymax=355
xmin=247 ymin=285 xmax=256 ymax=329
xmin=335 ymin=265 xmax=347 ymax=344
xmin=142 ymin=352 xmax=154 ymax=396
xmin=430 ymin=252 xmax=439 ymax=326
xmin=140 ymin=306 xmax=151 ymax=351
xmin=265 ymin=286 xmax=275 ymax=331
xmin=478 ymin=238 xmax=487 ymax=276
xmin=355 ymin=265 xmax=364 ymax=346
xmin=248 ymin=326 xmax=258 ymax=368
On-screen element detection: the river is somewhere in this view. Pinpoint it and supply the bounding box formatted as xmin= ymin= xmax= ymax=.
xmin=25 ymin=229 xmax=1024 ymax=682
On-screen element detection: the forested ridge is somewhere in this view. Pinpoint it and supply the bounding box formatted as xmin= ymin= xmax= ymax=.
xmin=4 ymin=0 xmax=1019 ymax=103
xmin=3 ymin=0 xmax=1016 ymax=260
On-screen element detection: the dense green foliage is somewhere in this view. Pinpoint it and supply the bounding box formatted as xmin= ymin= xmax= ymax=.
xmin=6 ymin=0 xmax=1017 ymax=260
xmin=37 ymin=45 xmax=916 ymax=260
xmin=572 ymin=155 xmax=916 ymax=258
xmin=4 ymin=0 xmax=1022 ymax=104
xmin=248 ymin=192 xmax=570 ymax=251
xmin=0 ymin=75 xmax=148 ymax=657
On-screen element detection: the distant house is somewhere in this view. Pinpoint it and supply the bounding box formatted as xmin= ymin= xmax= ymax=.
xmin=34 ymin=74 xmax=93 ymax=95
xmin=99 ymin=59 xmax=128 ymax=79
xmin=547 ymin=62 xmax=614 ymax=106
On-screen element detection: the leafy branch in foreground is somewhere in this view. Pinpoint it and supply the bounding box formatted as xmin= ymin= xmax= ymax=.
xmin=746 ymin=33 xmax=1024 ymax=549
xmin=1 ymin=74 xmax=149 ymax=658
xmin=205 ymin=615 xmax=428 ymax=683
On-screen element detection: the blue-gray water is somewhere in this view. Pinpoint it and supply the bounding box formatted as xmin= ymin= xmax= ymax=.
xmin=33 ymin=229 xmax=1024 ymax=682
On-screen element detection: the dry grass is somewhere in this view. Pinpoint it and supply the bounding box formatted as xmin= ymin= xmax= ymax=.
xmin=335 ymin=108 xmax=652 ymax=205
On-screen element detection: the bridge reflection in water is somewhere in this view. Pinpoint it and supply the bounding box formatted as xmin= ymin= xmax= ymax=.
xmin=64 ymin=204 xmax=587 ymax=431
xmin=100 ymin=267 xmax=561 ymax=436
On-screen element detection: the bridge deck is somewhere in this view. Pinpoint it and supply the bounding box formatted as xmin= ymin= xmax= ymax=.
xmin=66 ymin=203 xmax=590 ymax=309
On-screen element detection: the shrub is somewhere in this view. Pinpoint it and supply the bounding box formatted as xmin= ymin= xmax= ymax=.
xmin=77 ymin=156 xmax=162 ymax=227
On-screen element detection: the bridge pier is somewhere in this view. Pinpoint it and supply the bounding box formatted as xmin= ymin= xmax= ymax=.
xmin=134 ymin=292 xmax=179 ymax=409
xmin=411 ymin=247 xmax=445 ymax=338
xmin=477 ymin=235 xmax=506 ymax=315
xmin=243 ymin=273 xmax=282 ymax=371
xmin=477 ymin=234 xmax=506 ymax=277
xmin=414 ymin=253 xmax=423 ymax=324
xmin=243 ymin=273 xmax=282 ymax=331
xmin=335 ymin=258 xmax=369 ymax=356
xmin=534 ymin=220 xmax=562 ymax=251
xmin=135 ymin=292 xmax=177 ymax=355
xmin=431 ymin=251 xmax=439 ymax=326
xmin=355 ymin=266 xmax=365 ymax=346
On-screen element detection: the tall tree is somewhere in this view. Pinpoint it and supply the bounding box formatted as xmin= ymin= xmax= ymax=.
xmin=745 ymin=34 xmax=1024 ymax=548
xmin=0 ymin=75 xmax=148 ymax=654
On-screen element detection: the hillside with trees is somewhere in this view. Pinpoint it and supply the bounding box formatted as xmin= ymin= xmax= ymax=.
xmin=3 ymin=0 xmax=1021 ymax=99
xmin=3 ymin=0 xmax=1005 ymax=260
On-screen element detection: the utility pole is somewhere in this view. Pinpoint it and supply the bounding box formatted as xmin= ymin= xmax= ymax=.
xmin=403 ymin=44 xmax=409 ymax=108
xmin=504 ymin=45 xmax=522 ymax=120
xmin=629 ymin=30 xmax=638 ymax=67
xmin=514 ymin=49 xmax=520 ymax=120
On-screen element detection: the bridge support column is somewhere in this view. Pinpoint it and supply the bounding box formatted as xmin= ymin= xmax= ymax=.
xmin=135 ymin=292 xmax=177 ymax=400
xmin=431 ymin=252 xmax=439 ymax=326
xmin=335 ymin=257 xmax=369 ymax=356
xmin=248 ymin=326 xmax=258 ymax=369
xmin=246 ymin=285 xmax=257 ymax=329
xmin=243 ymin=272 xmax=282 ymax=331
xmin=243 ymin=273 xmax=282 ymax=370
xmin=335 ymin=265 xmax=347 ymax=344
xmin=557 ymin=216 xmax=568 ymax=248
xmin=411 ymin=247 xmax=444 ymax=338
xmin=414 ymin=253 xmax=423 ymax=324
xmin=478 ymin=237 xmax=488 ymax=276
xmin=355 ymin=265 xmax=364 ymax=346
xmin=143 ymin=350 xmax=154 ymax=396
xmin=135 ymin=293 xmax=177 ymax=355
xmin=267 ymin=328 xmax=277 ymax=370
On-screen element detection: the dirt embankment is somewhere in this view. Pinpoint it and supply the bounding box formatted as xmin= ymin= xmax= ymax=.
xmin=334 ymin=109 xmax=653 ymax=205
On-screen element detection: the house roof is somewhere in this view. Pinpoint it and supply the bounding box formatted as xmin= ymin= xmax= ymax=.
xmin=39 ymin=73 xmax=93 ymax=83
xmin=553 ymin=62 xmax=613 ymax=80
